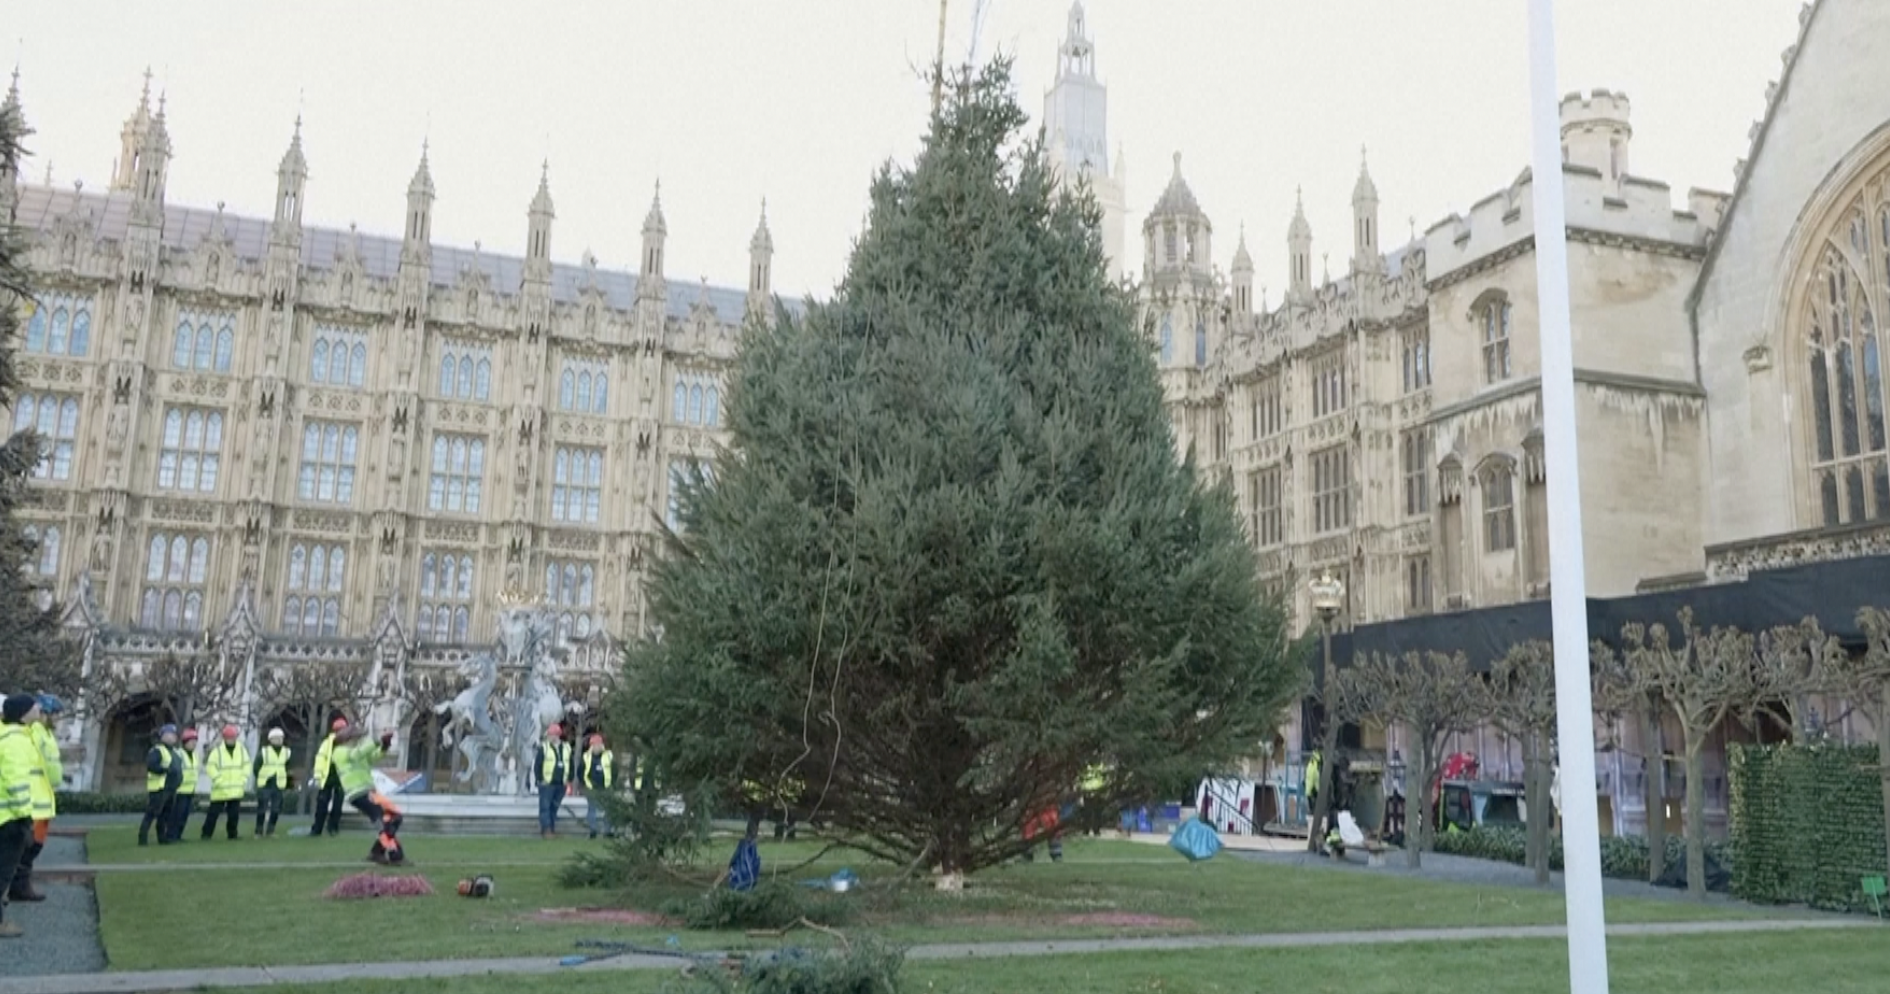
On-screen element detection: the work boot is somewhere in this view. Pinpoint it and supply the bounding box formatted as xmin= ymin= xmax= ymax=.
xmin=0 ymin=922 xmax=22 ymax=938
xmin=7 ymin=887 xmax=45 ymax=903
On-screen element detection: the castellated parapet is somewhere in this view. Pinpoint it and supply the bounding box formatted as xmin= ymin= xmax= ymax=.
xmin=1423 ymin=162 xmax=1717 ymax=286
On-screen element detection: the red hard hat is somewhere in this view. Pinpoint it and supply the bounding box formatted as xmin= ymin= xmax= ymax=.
xmin=547 ymin=724 xmax=563 ymax=738
xmin=222 ymin=725 xmax=239 ymax=740
xmin=332 ymin=718 xmax=349 ymax=732
xmin=181 ymin=728 xmax=199 ymax=741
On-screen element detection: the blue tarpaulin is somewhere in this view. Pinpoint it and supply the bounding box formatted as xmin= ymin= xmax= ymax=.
xmin=728 ymin=838 xmax=761 ymax=892
xmin=1169 ymin=816 xmax=1223 ymax=862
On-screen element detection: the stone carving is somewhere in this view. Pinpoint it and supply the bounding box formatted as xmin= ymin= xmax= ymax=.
xmin=432 ymin=598 xmax=566 ymax=795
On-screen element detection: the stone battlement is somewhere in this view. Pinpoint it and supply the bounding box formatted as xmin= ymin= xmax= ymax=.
xmin=1560 ymin=88 xmax=1632 ymax=132
xmin=1424 ymin=162 xmax=1714 ymax=284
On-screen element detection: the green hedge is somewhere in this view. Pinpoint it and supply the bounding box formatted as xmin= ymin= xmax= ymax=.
xmin=1729 ymin=743 xmax=1885 ymax=913
xmin=1430 ymin=825 xmax=1734 ymax=889
xmin=53 ymin=791 xmax=149 ymax=814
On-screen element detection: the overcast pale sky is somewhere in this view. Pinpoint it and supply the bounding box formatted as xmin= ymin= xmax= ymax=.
xmin=10 ymin=0 xmax=1802 ymax=300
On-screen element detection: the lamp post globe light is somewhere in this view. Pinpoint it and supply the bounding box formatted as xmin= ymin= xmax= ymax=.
xmin=1305 ymin=571 xmax=1343 ymax=853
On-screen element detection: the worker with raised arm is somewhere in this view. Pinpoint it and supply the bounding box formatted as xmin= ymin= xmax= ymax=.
xmin=201 ymin=725 xmax=251 ymax=840
xmin=252 ymin=728 xmax=292 ymax=838
xmin=333 ymin=725 xmax=404 ymax=864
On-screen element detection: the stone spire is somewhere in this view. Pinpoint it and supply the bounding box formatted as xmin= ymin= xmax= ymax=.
xmin=1 ymin=65 xmax=23 ymax=222
xmin=640 ymin=180 xmax=667 ymax=279
xmin=525 ymin=159 xmax=554 ymax=282
xmin=1352 ymin=145 xmax=1380 ymax=274
xmin=1287 ymin=187 xmax=1312 ymax=302
xmin=1231 ymin=224 xmax=1254 ymax=316
xmin=273 ymin=114 xmax=308 ymax=231
xmin=747 ymin=199 xmax=774 ymax=320
xmin=403 ymin=142 xmax=435 ymax=262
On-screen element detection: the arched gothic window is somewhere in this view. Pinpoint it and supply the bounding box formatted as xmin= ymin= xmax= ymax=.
xmin=1194 ymin=320 xmax=1208 ymax=368
xmin=1804 ymin=192 xmax=1890 ymax=526
xmin=1159 ymin=316 xmax=1173 ymax=364
xmin=1482 ymin=463 xmax=1517 ymax=552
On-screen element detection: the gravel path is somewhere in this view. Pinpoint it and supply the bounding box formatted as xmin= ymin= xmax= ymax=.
xmin=0 ymin=917 xmax=1873 ymax=994
xmin=1 ymin=836 xmax=107 ymax=978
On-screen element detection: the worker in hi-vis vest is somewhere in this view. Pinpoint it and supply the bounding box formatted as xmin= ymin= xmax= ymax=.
xmin=310 ymin=718 xmax=348 ymax=838
xmin=252 ymin=728 xmax=292 ymax=838
xmin=200 ymin=725 xmax=251 ymax=840
xmin=531 ymin=724 xmax=573 ymax=839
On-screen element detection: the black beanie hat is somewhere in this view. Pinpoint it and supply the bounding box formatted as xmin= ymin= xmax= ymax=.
xmin=2 ymin=693 xmax=36 ymax=724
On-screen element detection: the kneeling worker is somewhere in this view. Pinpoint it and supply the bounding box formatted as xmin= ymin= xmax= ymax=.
xmin=333 ymin=725 xmax=404 ymax=864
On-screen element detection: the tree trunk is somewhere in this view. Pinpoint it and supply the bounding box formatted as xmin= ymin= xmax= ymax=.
xmin=1406 ymin=740 xmax=1433 ymax=870
xmin=1684 ymin=731 xmax=1707 ymax=899
xmin=1642 ymin=705 xmax=1666 ymax=885
xmin=1307 ymin=716 xmax=1339 ymax=854
xmin=1525 ymin=732 xmax=1551 ymax=885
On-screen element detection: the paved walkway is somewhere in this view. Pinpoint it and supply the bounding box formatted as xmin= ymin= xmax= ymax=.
xmin=0 ymin=917 xmax=1875 ymax=994
xmin=0 ymin=838 xmax=107 ymax=980
xmin=35 ymin=859 xmax=566 ymax=875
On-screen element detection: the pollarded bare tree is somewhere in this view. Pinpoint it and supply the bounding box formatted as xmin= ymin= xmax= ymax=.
xmin=1488 ymin=641 xmax=1557 ymax=884
xmin=1333 ymin=650 xmax=1487 ymax=868
xmin=1620 ymin=609 xmax=1752 ymax=898
xmin=1591 ymin=636 xmax=1669 ymax=885
xmin=253 ymin=660 xmax=373 ymax=799
xmin=1750 ymin=618 xmax=1840 ymax=743
xmin=92 ymin=651 xmax=243 ymax=730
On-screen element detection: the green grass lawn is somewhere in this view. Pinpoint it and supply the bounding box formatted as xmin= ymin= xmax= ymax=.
xmin=207 ymin=931 xmax=1890 ymax=994
xmin=82 ymin=826 xmax=582 ymax=867
xmin=82 ymin=826 xmax=1769 ymax=972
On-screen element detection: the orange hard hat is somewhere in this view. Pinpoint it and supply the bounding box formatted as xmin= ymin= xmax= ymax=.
xmin=222 ymin=725 xmax=239 ymax=740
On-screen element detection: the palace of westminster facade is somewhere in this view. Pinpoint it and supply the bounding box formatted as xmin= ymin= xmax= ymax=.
xmin=12 ymin=0 xmax=1890 ymax=791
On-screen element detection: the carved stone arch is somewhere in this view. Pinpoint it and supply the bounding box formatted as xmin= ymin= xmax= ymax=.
xmin=1777 ymin=124 xmax=1890 ymax=530
xmin=1466 ymin=286 xmax=1512 ymax=323
xmin=1471 ymin=450 xmax=1518 ymax=485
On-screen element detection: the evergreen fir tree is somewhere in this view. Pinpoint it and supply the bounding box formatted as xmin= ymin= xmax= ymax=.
xmin=0 ymin=94 xmax=80 ymax=699
xmin=618 ymin=60 xmax=1299 ymax=882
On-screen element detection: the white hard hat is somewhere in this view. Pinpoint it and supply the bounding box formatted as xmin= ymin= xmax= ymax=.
xmin=268 ymin=728 xmax=285 ymax=742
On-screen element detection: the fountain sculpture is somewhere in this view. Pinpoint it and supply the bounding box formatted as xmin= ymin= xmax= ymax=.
xmin=433 ymin=594 xmax=565 ymax=795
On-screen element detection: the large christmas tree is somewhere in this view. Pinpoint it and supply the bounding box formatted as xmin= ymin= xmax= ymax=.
xmin=620 ymin=61 xmax=1297 ymax=882
xmin=0 ymin=89 xmax=80 ymax=699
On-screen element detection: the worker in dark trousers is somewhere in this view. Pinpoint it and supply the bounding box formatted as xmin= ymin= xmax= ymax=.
xmin=1 ymin=694 xmax=46 ymax=939
xmin=531 ymin=724 xmax=572 ymax=839
xmin=200 ymin=725 xmax=250 ymax=841
xmin=310 ymin=718 xmax=347 ymax=837
xmin=138 ymin=725 xmax=182 ymax=846
xmin=252 ymin=728 xmax=291 ymax=838
xmin=9 ymin=693 xmax=63 ymax=903
xmin=163 ymin=728 xmax=200 ymax=844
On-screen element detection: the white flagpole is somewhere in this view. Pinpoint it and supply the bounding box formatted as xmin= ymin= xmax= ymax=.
xmin=1526 ymin=1 xmax=1611 ymax=992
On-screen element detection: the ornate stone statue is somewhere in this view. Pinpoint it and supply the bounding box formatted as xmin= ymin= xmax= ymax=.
xmin=434 ymin=593 xmax=564 ymax=795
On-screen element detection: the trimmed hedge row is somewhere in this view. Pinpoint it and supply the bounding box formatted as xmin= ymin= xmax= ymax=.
xmin=1430 ymin=825 xmax=1734 ymax=891
xmin=1730 ymin=743 xmax=1885 ymax=913
xmin=53 ymin=791 xmax=149 ymax=814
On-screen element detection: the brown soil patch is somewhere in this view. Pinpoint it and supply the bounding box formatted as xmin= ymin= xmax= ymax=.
xmin=533 ymin=907 xmax=670 ymax=926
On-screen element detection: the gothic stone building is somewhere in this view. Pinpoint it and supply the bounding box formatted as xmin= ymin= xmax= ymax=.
xmin=1140 ymin=0 xmax=1890 ymax=836
xmin=1 ymin=74 xmax=781 ymax=791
